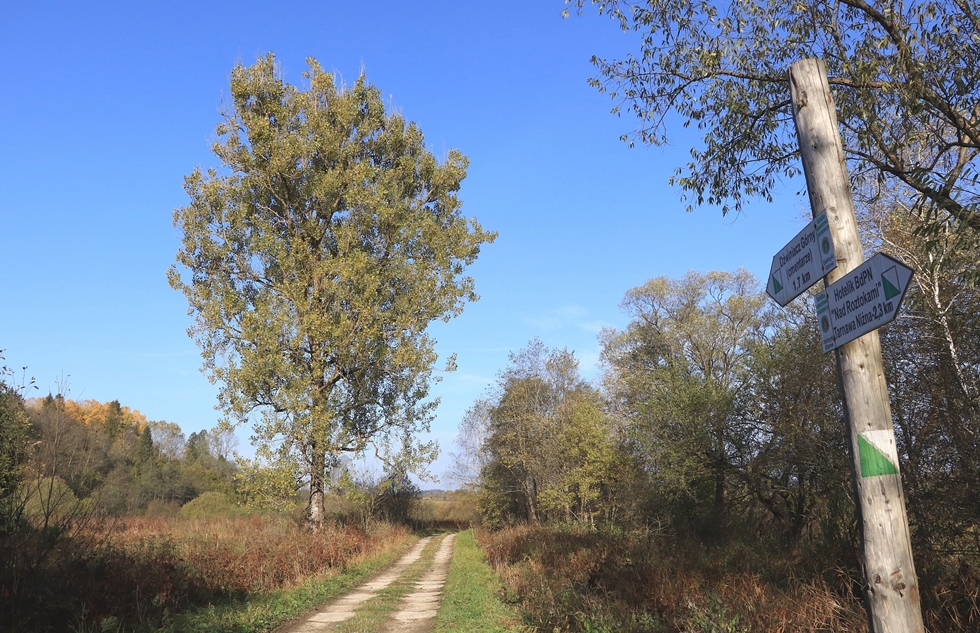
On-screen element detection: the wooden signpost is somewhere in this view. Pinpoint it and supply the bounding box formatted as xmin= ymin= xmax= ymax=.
xmin=786 ymin=59 xmax=924 ymax=632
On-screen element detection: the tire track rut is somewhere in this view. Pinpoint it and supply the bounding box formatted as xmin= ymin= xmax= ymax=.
xmin=280 ymin=533 xmax=456 ymax=633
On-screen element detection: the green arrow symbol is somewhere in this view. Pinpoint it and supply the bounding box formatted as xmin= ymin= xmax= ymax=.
xmin=882 ymin=266 xmax=901 ymax=300
xmin=772 ymin=274 xmax=783 ymax=294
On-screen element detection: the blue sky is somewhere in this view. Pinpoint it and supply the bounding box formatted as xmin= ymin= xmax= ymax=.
xmin=1 ymin=1 xmax=811 ymax=483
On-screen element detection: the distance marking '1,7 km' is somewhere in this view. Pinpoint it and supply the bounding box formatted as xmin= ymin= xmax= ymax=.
xmin=814 ymin=252 xmax=913 ymax=353
xmin=766 ymin=210 xmax=837 ymax=306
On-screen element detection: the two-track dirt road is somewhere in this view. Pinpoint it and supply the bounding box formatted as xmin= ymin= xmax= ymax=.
xmin=279 ymin=533 xmax=456 ymax=633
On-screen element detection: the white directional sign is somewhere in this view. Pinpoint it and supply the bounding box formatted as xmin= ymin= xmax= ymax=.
xmin=814 ymin=253 xmax=914 ymax=353
xmin=767 ymin=211 xmax=837 ymax=306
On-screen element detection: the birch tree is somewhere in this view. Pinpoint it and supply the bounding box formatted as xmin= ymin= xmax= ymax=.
xmin=477 ymin=340 xmax=641 ymax=528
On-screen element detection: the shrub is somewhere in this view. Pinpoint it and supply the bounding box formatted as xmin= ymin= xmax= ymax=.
xmin=144 ymin=498 xmax=180 ymax=517
xmin=21 ymin=475 xmax=89 ymax=521
xmin=178 ymin=491 xmax=241 ymax=519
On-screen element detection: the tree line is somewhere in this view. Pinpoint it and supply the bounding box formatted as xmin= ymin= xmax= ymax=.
xmin=0 ymin=387 xmax=239 ymax=523
xmin=462 ymin=204 xmax=979 ymax=587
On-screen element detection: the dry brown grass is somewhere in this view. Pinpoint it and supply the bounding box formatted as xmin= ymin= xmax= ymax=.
xmin=112 ymin=515 xmax=397 ymax=594
xmin=479 ymin=524 xmax=869 ymax=633
xmin=2 ymin=514 xmax=411 ymax=631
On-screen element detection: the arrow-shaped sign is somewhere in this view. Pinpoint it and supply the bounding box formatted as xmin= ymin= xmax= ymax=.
xmin=767 ymin=211 xmax=837 ymax=306
xmin=814 ymin=252 xmax=914 ymax=353
xmin=766 ymin=211 xmax=837 ymax=306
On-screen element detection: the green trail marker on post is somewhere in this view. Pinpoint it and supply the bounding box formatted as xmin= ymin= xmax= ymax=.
xmin=858 ymin=432 xmax=900 ymax=477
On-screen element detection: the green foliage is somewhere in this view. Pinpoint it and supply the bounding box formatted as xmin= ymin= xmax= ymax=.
xmin=233 ymin=450 xmax=302 ymax=514
xmin=21 ymin=475 xmax=89 ymax=522
xmin=741 ymin=300 xmax=852 ymax=546
xmin=601 ymin=269 xmax=771 ymax=529
xmin=178 ymin=491 xmax=241 ymax=519
xmin=11 ymin=396 xmax=238 ymax=517
xmin=684 ymin=592 xmax=749 ymax=633
xmin=136 ymin=423 xmax=154 ymax=466
xmin=476 ymin=339 xmax=644 ymax=529
xmin=418 ymin=489 xmax=481 ymax=527
xmin=103 ymin=400 xmax=124 ymax=440
xmin=567 ymin=0 xmax=980 ymax=254
xmin=373 ymin=468 xmax=421 ymax=525
xmin=0 ymin=359 xmax=31 ymax=533
xmin=184 ymin=430 xmax=210 ymax=462
xmin=169 ymin=52 xmax=495 ymax=526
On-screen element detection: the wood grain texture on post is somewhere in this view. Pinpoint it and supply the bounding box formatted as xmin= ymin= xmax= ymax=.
xmin=788 ymin=58 xmax=925 ymax=633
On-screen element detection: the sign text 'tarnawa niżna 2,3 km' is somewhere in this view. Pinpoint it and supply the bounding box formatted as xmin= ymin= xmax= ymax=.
xmin=813 ymin=252 xmax=913 ymax=353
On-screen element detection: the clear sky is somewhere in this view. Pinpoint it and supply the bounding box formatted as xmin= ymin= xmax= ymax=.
xmin=1 ymin=1 xmax=812 ymax=484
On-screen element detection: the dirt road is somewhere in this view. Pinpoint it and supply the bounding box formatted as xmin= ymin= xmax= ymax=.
xmin=279 ymin=533 xmax=456 ymax=633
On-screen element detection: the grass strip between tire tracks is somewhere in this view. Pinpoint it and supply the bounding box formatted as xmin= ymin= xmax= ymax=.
xmin=432 ymin=529 xmax=529 ymax=633
xmin=152 ymin=531 xmax=418 ymax=633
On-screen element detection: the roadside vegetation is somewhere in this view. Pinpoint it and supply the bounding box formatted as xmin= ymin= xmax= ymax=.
xmin=0 ymin=365 xmax=453 ymax=631
xmin=433 ymin=529 xmax=527 ymax=633
xmin=479 ymin=524 xmax=867 ymax=632
xmin=86 ymin=518 xmax=412 ymax=633
xmin=459 ymin=207 xmax=980 ymax=631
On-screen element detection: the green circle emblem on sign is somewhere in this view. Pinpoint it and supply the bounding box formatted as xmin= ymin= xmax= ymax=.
xmin=822 ymin=237 xmax=831 ymax=254
xmin=821 ymin=316 xmax=830 ymax=332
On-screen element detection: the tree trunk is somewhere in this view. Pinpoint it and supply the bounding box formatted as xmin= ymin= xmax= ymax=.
xmin=526 ymin=476 xmax=539 ymax=524
xmin=713 ymin=419 xmax=727 ymax=522
xmin=713 ymin=462 xmax=726 ymax=524
xmin=307 ymin=444 xmax=326 ymax=529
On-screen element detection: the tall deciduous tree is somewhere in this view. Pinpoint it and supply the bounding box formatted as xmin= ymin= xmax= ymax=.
xmin=479 ymin=341 xmax=581 ymax=526
xmin=169 ymin=54 xmax=494 ymax=526
xmin=868 ymin=202 xmax=980 ymax=559
xmin=477 ymin=340 xmax=641 ymax=529
xmin=567 ymin=0 xmax=980 ymax=256
xmin=601 ymin=270 xmax=769 ymax=525
xmin=447 ymin=399 xmax=493 ymax=491
xmin=741 ymin=300 xmax=851 ymax=545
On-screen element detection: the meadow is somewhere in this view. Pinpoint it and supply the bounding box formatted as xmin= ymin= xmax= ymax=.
xmin=2 ymin=514 xmax=413 ymax=632
xmin=478 ymin=523 xmax=979 ymax=633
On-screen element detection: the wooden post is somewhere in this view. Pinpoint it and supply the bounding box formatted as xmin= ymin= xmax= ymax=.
xmin=788 ymin=58 xmax=924 ymax=633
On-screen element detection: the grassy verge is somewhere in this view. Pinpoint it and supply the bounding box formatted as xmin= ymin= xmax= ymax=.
xmin=153 ymin=530 xmax=417 ymax=633
xmin=432 ymin=530 xmax=528 ymax=633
